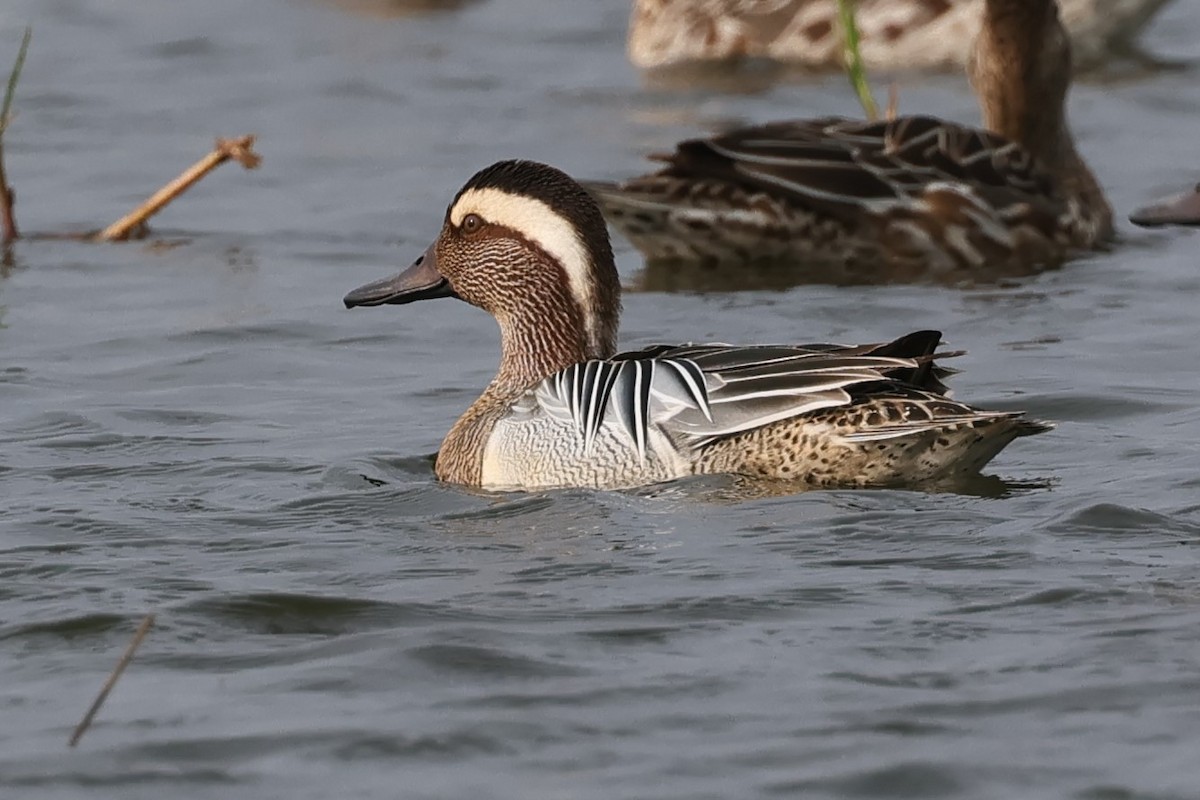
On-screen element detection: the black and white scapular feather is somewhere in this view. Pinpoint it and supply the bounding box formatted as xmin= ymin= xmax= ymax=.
xmin=520 ymin=334 xmax=980 ymax=462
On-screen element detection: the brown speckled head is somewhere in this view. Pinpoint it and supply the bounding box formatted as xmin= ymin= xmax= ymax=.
xmin=438 ymin=160 xmax=621 ymax=359
xmin=343 ymin=160 xmax=622 ymax=366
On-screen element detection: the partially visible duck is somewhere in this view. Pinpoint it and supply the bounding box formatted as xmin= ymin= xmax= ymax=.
xmin=629 ymin=0 xmax=1175 ymax=72
xmin=1130 ymin=184 xmax=1200 ymax=228
xmin=343 ymin=159 xmax=1050 ymax=491
xmin=589 ymin=0 xmax=1114 ymax=282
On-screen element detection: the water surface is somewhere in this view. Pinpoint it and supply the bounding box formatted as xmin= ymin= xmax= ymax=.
xmin=2 ymin=1 xmax=1200 ymax=798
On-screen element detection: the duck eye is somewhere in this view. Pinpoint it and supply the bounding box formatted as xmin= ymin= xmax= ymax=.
xmin=461 ymin=213 xmax=484 ymax=234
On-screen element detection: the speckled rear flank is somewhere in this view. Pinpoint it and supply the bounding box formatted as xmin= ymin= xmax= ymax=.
xmin=695 ymin=395 xmax=1048 ymax=487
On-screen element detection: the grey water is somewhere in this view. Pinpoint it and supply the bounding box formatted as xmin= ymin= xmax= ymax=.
xmin=2 ymin=1 xmax=1200 ymax=797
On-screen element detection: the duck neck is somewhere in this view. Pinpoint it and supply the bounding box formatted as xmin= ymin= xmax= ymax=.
xmin=1042 ymin=130 xmax=1112 ymax=234
xmin=974 ymin=2 xmax=1068 ymax=165
xmin=487 ymin=296 xmax=598 ymax=402
xmin=434 ymin=292 xmax=602 ymax=486
xmin=973 ymin=0 xmax=1112 ymax=233
xmin=436 ymin=235 xmax=621 ymax=486
xmin=484 ymin=249 xmax=619 ymax=401
xmin=987 ymin=104 xmax=1105 ymax=214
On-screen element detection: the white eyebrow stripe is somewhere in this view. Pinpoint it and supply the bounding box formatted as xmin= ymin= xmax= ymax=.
xmin=450 ymin=187 xmax=598 ymax=352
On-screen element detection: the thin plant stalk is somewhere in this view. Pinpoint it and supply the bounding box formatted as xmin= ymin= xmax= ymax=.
xmin=835 ymin=0 xmax=879 ymax=121
xmin=0 ymin=26 xmax=32 ymax=245
xmin=69 ymin=613 xmax=155 ymax=747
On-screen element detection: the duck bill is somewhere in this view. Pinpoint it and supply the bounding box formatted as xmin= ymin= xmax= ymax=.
xmin=1129 ymin=185 xmax=1200 ymax=228
xmin=343 ymin=242 xmax=457 ymax=308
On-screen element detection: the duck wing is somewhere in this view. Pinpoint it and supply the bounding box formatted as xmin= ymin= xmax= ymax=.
xmin=530 ymin=330 xmax=966 ymax=460
xmin=616 ymin=328 xmax=959 ymax=393
xmin=653 ymin=115 xmax=1060 ymax=223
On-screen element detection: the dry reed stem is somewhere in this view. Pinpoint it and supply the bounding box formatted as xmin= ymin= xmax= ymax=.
xmin=95 ymin=135 xmax=261 ymax=242
xmin=0 ymin=145 xmax=14 ymax=245
xmin=886 ymin=82 xmax=901 ymax=121
xmin=68 ymin=613 xmax=155 ymax=748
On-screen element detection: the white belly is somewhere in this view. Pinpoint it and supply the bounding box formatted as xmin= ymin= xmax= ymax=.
xmin=479 ymin=413 xmax=689 ymax=490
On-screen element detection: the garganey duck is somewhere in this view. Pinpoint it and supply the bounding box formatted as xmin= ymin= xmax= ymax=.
xmin=629 ymin=0 xmax=1174 ymax=72
xmin=1130 ymin=184 xmax=1200 ymax=228
xmin=343 ymin=159 xmax=1050 ymax=490
xmin=592 ymin=0 xmax=1115 ymax=281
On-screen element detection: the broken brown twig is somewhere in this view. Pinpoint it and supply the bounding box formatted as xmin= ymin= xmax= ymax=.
xmin=68 ymin=613 xmax=155 ymax=748
xmin=94 ymin=135 xmax=262 ymax=242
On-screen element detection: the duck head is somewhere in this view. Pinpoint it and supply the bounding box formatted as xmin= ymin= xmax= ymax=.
xmin=1130 ymin=184 xmax=1200 ymax=228
xmin=344 ymin=160 xmax=622 ymax=372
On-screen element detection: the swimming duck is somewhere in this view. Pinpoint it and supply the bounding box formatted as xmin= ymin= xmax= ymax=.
xmin=629 ymin=0 xmax=1174 ymax=72
xmin=1130 ymin=184 xmax=1200 ymax=228
xmin=591 ymin=0 xmax=1114 ymax=280
xmin=343 ymin=159 xmax=1050 ymax=490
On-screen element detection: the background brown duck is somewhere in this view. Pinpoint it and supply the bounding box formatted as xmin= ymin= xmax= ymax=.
xmin=588 ymin=0 xmax=1114 ymax=284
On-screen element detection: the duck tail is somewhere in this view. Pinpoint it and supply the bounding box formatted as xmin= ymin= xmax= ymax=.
xmin=870 ymin=330 xmax=964 ymax=394
xmin=1011 ymin=416 xmax=1055 ymax=437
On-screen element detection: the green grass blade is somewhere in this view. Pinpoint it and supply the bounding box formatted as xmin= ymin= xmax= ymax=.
xmin=0 ymin=26 xmax=32 ymax=135
xmin=836 ymin=0 xmax=878 ymax=121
